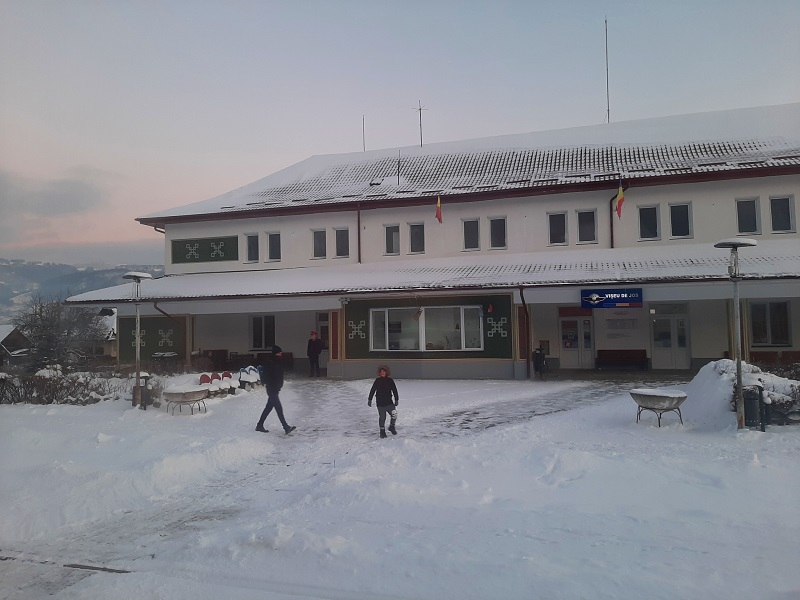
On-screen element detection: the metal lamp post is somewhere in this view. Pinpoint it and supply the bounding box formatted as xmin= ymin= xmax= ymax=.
xmin=714 ymin=238 xmax=757 ymax=429
xmin=123 ymin=272 xmax=153 ymax=409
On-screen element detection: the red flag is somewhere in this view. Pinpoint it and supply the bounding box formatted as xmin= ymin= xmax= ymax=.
xmin=435 ymin=196 xmax=442 ymax=223
xmin=613 ymin=185 xmax=625 ymax=219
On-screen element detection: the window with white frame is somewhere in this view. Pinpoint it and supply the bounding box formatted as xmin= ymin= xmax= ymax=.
xmin=267 ymin=232 xmax=281 ymax=261
xmin=335 ymin=228 xmax=349 ymax=258
xmin=489 ymin=217 xmax=507 ymax=249
xmin=670 ymin=203 xmax=692 ymax=238
xmin=548 ymin=212 xmax=567 ymax=245
xmin=370 ymin=306 xmax=484 ymax=351
xmin=312 ymin=229 xmax=326 ymax=258
xmin=770 ymin=196 xmax=795 ymax=232
xmin=409 ymin=223 xmax=425 ymax=253
xmin=463 ymin=219 xmax=479 ymax=250
xmin=751 ymin=301 xmax=790 ymax=346
xmin=638 ymin=205 xmax=660 ymax=240
xmin=576 ymin=210 xmax=597 ymax=243
xmin=736 ymin=198 xmax=760 ymax=234
xmin=246 ymin=234 xmax=259 ymax=262
xmin=250 ymin=315 xmax=276 ymax=350
xmin=385 ymin=225 xmax=400 ymax=255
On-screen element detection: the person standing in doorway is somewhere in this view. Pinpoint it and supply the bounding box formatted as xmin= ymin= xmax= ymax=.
xmin=367 ymin=364 xmax=399 ymax=438
xmin=307 ymin=331 xmax=323 ymax=377
xmin=255 ymin=345 xmax=296 ymax=434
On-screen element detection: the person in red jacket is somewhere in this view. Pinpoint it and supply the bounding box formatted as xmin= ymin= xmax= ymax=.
xmin=367 ymin=364 xmax=399 ymax=438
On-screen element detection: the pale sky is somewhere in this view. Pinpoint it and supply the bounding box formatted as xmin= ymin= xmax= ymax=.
xmin=1 ymin=0 xmax=799 ymax=266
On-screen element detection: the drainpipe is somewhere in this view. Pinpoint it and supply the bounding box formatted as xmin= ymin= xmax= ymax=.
xmin=357 ymin=204 xmax=362 ymax=263
xmin=519 ymin=286 xmax=531 ymax=379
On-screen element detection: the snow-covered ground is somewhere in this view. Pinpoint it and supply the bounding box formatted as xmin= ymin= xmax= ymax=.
xmin=1 ymin=360 xmax=798 ymax=600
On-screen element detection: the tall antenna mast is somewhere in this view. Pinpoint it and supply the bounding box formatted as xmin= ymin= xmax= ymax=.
xmin=362 ymin=115 xmax=366 ymax=152
xmin=605 ymin=17 xmax=611 ymax=123
xmin=414 ymin=100 xmax=427 ymax=147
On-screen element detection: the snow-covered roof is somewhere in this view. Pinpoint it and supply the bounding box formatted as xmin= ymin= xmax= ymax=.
xmin=0 ymin=324 xmax=17 ymax=342
xmin=66 ymin=240 xmax=800 ymax=305
xmin=139 ymin=103 xmax=800 ymax=225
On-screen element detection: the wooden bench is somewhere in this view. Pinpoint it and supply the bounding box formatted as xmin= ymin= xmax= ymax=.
xmin=596 ymin=349 xmax=648 ymax=370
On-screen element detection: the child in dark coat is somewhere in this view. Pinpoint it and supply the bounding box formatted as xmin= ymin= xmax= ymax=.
xmin=367 ymin=364 xmax=399 ymax=438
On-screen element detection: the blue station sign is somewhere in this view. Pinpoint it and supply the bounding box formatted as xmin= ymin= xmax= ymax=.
xmin=580 ymin=288 xmax=643 ymax=309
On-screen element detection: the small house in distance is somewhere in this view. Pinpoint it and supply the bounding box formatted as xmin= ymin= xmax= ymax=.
xmin=0 ymin=325 xmax=31 ymax=369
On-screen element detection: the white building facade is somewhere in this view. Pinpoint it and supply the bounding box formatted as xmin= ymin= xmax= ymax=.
xmin=67 ymin=104 xmax=800 ymax=379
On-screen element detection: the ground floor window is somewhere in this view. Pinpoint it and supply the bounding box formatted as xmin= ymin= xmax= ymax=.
xmin=751 ymin=301 xmax=790 ymax=346
xmin=251 ymin=315 xmax=276 ymax=350
xmin=370 ymin=306 xmax=483 ymax=351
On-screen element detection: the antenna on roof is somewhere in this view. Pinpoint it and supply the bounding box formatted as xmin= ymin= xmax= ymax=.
xmin=397 ymin=150 xmax=401 ymax=185
xmin=414 ymin=100 xmax=428 ymax=147
xmin=605 ymin=17 xmax=611 ymax=123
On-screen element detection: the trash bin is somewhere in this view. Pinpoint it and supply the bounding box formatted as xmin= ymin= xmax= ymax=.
xmin=743 ymin=386 xmax=761 ymax=428
xmin=532 ymin=348 xmax=545 ymax=378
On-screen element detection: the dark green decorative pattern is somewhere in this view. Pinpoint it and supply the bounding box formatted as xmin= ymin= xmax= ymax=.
xmin=119 ymin=316 xmax=187 ymax=362
xmin=171 ymin=236 xmax=239 ymax=263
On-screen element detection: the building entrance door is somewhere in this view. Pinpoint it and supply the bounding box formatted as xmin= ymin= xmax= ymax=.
xmin=559 ymin=317 xmax=594 ymax=369
xmin=651 ymin=314 xmax=690 ymax=369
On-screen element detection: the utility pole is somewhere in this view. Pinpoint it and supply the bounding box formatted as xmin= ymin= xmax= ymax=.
xmin=414 ymin=100 xmax=427 ymax=147
xmin=605 ymin=18 xmax=611 ymax=123
xmin=362 ymin=115 xmax=366 ymax=152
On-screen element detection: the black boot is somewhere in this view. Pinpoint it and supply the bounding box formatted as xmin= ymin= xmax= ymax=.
xmin=388 ymin=423 xmax=397 ymax=435
xmin=255 ymin=425 xmax=268 ymax=433
xmin=380 ymin=428 xmax=387 ymax=438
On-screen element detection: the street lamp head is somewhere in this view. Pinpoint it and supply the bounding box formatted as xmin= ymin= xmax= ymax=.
xmin=714 ymin=238 xmax=758 ymax=250
xmin=123 ymin=271 xmax=153 ymax=282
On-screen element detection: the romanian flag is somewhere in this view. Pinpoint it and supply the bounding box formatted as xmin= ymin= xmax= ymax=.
xmin=435 ymin=196 xmax=442 ymax=223
xmin=613 ymin=185 xmax=625 ymax=219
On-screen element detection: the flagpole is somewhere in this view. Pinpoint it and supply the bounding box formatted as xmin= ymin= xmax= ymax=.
xmin=605 ymin=17 xmax=611 ymax=124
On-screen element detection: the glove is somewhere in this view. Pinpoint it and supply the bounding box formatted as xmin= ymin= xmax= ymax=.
xmin=367 ymin=400 xmax=372 ymax=407
xmin=394 ymin=401 xmax=398 ymax=406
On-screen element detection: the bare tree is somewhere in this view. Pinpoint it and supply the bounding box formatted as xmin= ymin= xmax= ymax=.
xmin=13 ymin=294 xmax=107 ymax=371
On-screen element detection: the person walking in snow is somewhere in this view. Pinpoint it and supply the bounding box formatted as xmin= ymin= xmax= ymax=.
xmin=255 ymin=345 xmax=296 ymax=434
xmin=306 ymin=330 xmax=323 ymax=377
xmin=367 ymin=364 xmax=399 ymax=438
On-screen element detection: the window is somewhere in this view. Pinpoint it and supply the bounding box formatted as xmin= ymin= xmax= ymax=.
xmin=736 ymin=198 xmax=760 ymax=234
xmin=385 ymin=225 xmax=400 ymax=255
xmin=751 ymin=302 xmax=790 ymax=346
xmin=246 ymin=234 xmax=259 ymax=262
xmin=638 ymin=205 xmax=660 ymax=240
xmin=267 ymin=232 xmax=281 ymax=261
xmin=548 ymin=212 xmax=567 ymax=245
xmin=251 ymin=315 xmax=276 ymax=350
xmin=670 ymin=203 xmax=692 ymax=238
xmin=335 ymin=228 xmax=349 ymax=257
xmin=463 ymin=219 xmax=479 ymax=250
xmin=770 ymin=196 xmax=795 ymax=232
xmin=316 ymin=312 xmax=329 ymax=350
xmin=576 ymin=210 xmax=597 ymax=243
xmin=312 ymin=229 xmax=326 ymax=258
xmin=489 ymin=217 xmax=506 ymax=249
xmin=370 ymin=306 xmax=484 ymax=351
xmin=409 ymin=223 xmax=425 ymax=253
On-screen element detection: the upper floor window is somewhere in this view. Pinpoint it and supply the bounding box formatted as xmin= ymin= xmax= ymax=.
xmin=736 ymin=198 xmax=760 ymax=234
xmin=770 ymin=196 xmax=795 ymax=233
xmin=385 ymin=225 xmax=400 ymax=255
xmin=463 ymin=219 xmax=479 ymax=250
xmin=335 ymin=228 xmax=349 ymax=258
xmin=670 ymin=203 xmax=692 ymax=238
xmin=312 ymin=229 xmax=326 ymax=259
xmin=267 ymin=232 xmax=281 ymax=261
xmin=638 ymin=205 xmax=660 ymax=240
xmin=409 ymin=223 xmax=425 ymax=254
xmin=576 ymin=210 xmax=597 ymax=243
xmin=489 ymin=217 xmax=507 ymax=249
xmin=751 ymin=301 xmax=790 ymax=346
xmin=246 ymin=234 xmax=259 ymax=262
xmin=548 ymin=212 xmax=567 ymax=245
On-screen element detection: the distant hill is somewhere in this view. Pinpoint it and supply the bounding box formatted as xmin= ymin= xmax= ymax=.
xmin=0 ymin=259 xmax=165 ymax=324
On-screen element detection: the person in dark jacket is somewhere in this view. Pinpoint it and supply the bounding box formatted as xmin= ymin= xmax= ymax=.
xmin=307 ymin=331 xmax=323 ymax=377
xmin=255 ymin=345 xmax=296 ymax=434
xmin=367 ymin=364 xmax=399 ymax=438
